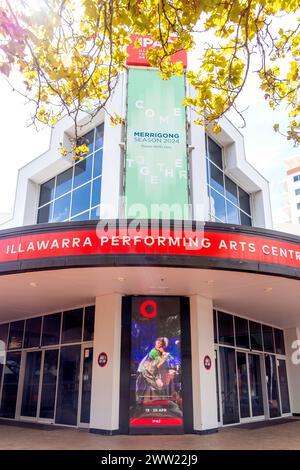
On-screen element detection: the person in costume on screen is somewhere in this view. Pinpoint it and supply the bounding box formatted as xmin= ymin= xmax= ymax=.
xmin=136 ymin=337 xmax=176 ymax=403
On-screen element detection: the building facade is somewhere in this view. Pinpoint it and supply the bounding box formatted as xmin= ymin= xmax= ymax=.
xmin=0 ymin=44 xmax=300 ymax=435
xmin=281 ymin=155 xmax=300 ymax=225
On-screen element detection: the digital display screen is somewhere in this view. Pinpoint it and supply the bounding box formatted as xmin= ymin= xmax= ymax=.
xmin=130 ymin=297 xmax=183 ymax=431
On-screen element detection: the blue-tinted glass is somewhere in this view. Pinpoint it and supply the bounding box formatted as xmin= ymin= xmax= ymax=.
xmin=55 ymin=168 xmax=72 ymax=198
xmin=93 ymin=149 xmax=103 ymax=178
xmin=295 ymin=188 xmax=300 ymax=196
xmin=95 ymin=124 xmax=104 ymax=150
xmin=207 ymin=137 xmax=223 ymax=169
xmin=239 ymin=188 xmax=251 ymax=215
xmin=209 ymin=162 xmax=224 ymax=194
xmin=92 ymin=177 xmax=101 ymax=208
xmin=225 ymin=176 xmax=238 ymax=205
xmin=73 ymin=156 xmax=92 ymax=189
xmin=39 ymin=178 xmax=55 ymax=206
xmin=226 ymin=201 xmax=240 ymax=224
xmin=79 ymin=129 xmax=94 ymax=155
xmin=210 ymin=188 xmax=226 ymax=222
xmin=293 ymin=174 xmax=300 ymax=182
xmin=37 ymin=203 xmax=53 ymax=224
xmin=71 ymin=211 xmax=90 ymax=221
xmin=53 ymin=193 xmax=71 ymax=221
xmin=240 ymin=211 xmax=251 ymax=226
xmin=71 ymin=182 xmax=91 ymax=217
xmin=91 ymin=206 xmax=100 ymax=219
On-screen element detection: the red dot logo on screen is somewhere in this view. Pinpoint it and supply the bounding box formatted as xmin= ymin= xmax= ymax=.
xmin=140 ymin=300 xmax=157 ymax=318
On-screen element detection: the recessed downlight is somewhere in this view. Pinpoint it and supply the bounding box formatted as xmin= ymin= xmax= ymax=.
xmin=29 ymin=282 xmax=38 ymax=288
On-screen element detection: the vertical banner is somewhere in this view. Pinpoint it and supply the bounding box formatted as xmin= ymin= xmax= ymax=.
xmin=130 ymin=297 xmax=183 ymax=432
xmin=125 ymin=68 xmax=189 ymax=218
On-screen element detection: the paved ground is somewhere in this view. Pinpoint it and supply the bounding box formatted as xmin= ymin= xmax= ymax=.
xmin=0 ymin=419 xmax=300 ymax=450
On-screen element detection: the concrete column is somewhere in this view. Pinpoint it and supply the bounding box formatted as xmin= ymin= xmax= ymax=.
xmin=190 ymin=295 xmax=218 ymax=432
xmin=284 ymin=327 xmax=300 ymax=414
xmin=90 ymin=293 xmax=122 ymax=434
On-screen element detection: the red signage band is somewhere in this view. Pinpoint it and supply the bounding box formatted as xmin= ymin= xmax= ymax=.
xmin=1 ymin=227 xmax=300 ymax=270
xmin=130 ymin=417 xmax=183 ymax=427
xmin=126 ymin=34 xmax=187 ymax=68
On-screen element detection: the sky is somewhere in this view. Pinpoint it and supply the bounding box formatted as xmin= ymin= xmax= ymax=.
xmin=0 ymin=51 xmax=299 ymax=224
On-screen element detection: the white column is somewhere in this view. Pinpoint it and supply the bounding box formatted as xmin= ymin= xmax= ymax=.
xmin=90 ymin=293 xmax=122 ymax=433
xmin=190 ymin=295 xmax=218 ymax=432
xmin=284 ymin=327 xmax=300 ymax=414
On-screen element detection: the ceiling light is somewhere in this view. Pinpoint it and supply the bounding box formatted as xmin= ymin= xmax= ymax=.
xmin=264 ymin=287 xmax=273 ymax=292
xmin=117 ymin=277 xmax=126 ymax=282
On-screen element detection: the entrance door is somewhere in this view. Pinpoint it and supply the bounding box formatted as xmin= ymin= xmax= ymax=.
xmin=79 ymin=346 xmax=93 ymax=425
xmin=236 ymin=352 xmax=265 ymax=421
xmin=264 ymin=354 xmax=281 ymax=418
xmin=20 ymin=348 xmax=59 ymax=422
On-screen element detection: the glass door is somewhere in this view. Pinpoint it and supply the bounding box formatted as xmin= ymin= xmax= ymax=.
xmin=236 ymin=351 xmax=251 ymax=420
xmin=39 ymin=349 xmax=59 ymax=421
xmin=248 ymin=353 xmax=265 ymax=419
xmin=265 ymin=354 xmax=280 ymax=418
xmin=0 ymin=351 xmax=21 ymax=418
xmin=219 ymin=346 xmax=239 ymax=425
xmin=79 ymin=346 xmax=93 ymax=426
xmin=20 ymin=348 xmax=59 ymax=422
xmin=277 ymin=359 xmax=290 ymax=415
xmin=21 ymin=351 xmax=42 ymax=418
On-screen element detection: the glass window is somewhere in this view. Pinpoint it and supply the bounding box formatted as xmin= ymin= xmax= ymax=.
xmin=0 ymin=351 xmax=21 ymax=418
xmin=293 ymin=174 xmax=300 ymax=182
xmin=274 ymin=328 xmax=285 ymax=355
xmin=91 ymin=205 xmax=100 ymax=219
xmin=24 ymin=317 xmax=42 ymax=349
xmin=239 ymin=188 xmax=251 ymax=215
xmin=8 ymin=320 xmax=24 ymax=350
xmin=206 ymin=134 xmax=251 ymax=226
xmin=226 ymin=201 xmax=240 ymax=224
xmin=73 ymin=156 xmax=93 ymax=189
xmin=225 ymin=176 xmax=238 ymax=205
xmin=84 ymin=306 xmax=95 ymax=341
xmin=55 ymin=168 xmax=72 ymax=198
xmin=295 ymin=188 xmax=300 ymax=196
xmin=209 ymin=162 xmax=224 ymax=194
xmin=71 ymin=211 xmax=90 ymax=221
xmin=207 ymin=136 xmax=223 ymax=169
xmin=52 ymin=193 xmax=71 ymax=222
xmin=249 ymin=321 xmax=263 ymax=351
xmin=37 ymin=125 xmax=103 ymax=224
xmin=42 ymin=313 xmax=61 ymax=346
xmin=37 ymin=203 xmax=53 ymax=224
xmin=234 ymin=316 xmax=249 ymax=349
xmin=95 ymin=124 xmax=104 ymax=150
xmin=218 ymin=311 xmax=234 ymax=346
xmin=0 ymin=323 xmax=9 ymax=347
xmin=240 ymin=211 xmax=251 ymax=226
xmin=210 ymin=189 xmax=226 ymax=222
xmin=93 ymin=149 xmax=103 ymax=178
xmin=79 ymin=129 xmax=95 ymax=155
xmin=92 ymin=177 xmax=102 ymax=208
xmin=262 ymin=324 xmax=274 ymax=353
xmin=61 ymin=308 xmax=83 ymax=343
xmin=71 ymin=182 xmax=91 ymax=217
xmin=39 ymin=178 xmax=55 ymax=206
xmin=297 ymin=203 xmax=300 ymax=210
xmin=39 ymin=349 xmax=59 ymax=419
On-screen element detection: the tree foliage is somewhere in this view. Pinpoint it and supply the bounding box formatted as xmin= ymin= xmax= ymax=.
xmin=0 ymin=0 xmax=299 ymax=151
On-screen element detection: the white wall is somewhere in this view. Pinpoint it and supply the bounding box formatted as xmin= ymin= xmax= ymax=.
xmin=89 ymin=293 xmax=122 ymax=433
xmin=190 ymin=294 xmax=218 ymax=432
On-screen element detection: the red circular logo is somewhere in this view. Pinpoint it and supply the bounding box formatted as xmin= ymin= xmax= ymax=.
xmin=204 ymin=355 xmax=212 ymax=370
xmin=98 ymin=352 xmax=108 ymax=368
xmin=140 ymin=300 xmax=157 ymax=318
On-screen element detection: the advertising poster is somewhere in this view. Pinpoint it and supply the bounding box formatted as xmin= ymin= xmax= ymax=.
xmin=130 ymin=297 xmax=183 ymax=432
xmin=125 ymin=68 xmax=189 ymax=218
